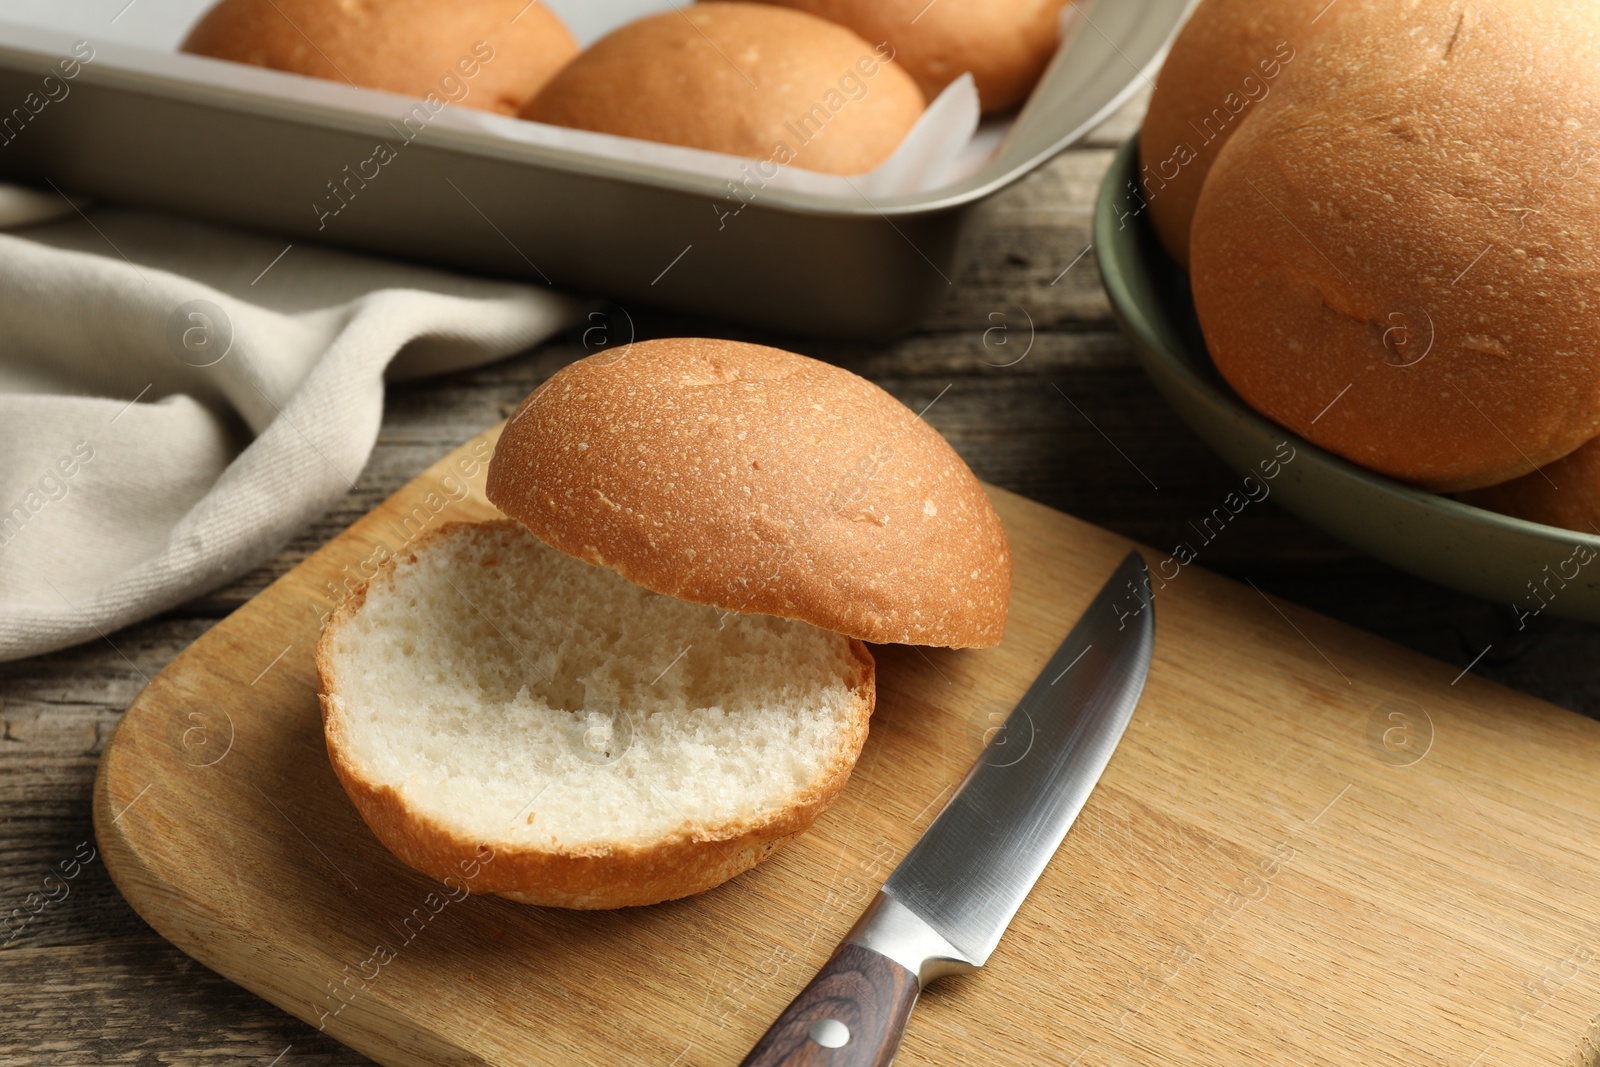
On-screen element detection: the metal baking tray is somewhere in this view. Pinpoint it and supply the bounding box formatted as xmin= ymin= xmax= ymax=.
xmin=0 ymin=0 xmax=1188 ymax=336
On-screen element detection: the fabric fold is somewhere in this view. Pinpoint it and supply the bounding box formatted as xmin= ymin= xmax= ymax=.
xmin=0 ymin=194 xmax=578 ymax=661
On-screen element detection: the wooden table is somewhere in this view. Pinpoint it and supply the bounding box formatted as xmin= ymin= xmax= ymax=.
xmin=4 ymin=93 xmax=1597 ymax=1066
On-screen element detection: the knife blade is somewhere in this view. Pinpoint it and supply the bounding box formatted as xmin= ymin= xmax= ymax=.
xmin=740 ymin=550 xmax=1155 ymax=1067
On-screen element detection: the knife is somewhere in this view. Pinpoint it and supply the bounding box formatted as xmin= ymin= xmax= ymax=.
xmin=740 ymin=551 xmax=1156 ymax=1066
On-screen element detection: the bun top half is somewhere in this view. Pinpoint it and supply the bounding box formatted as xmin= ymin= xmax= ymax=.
xmin=181 ymin=0 xmax=578 ymax=115
xmin=487 ymin=338 xmax=1011 ymax=648
xmin=1190 ymin=0 xmax=1600 ymax=491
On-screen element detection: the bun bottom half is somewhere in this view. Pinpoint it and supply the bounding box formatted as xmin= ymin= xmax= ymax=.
xmin=316 ymin=520 xmax=875 ymax=910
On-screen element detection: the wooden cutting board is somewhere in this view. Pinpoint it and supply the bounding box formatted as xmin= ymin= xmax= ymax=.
xmin=95 ymin=425 xmax=1600 ymax=1067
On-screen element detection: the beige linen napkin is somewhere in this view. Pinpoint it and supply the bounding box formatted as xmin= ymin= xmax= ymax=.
xmin=0 ymin=186 xmax=578 ymax=662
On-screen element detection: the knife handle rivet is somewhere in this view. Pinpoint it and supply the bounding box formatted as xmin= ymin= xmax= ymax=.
xmin=807 ymin=1019 xmax=850 ymax=1049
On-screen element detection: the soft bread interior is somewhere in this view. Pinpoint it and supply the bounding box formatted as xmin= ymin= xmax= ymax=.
xmin=320 ymin=521 xmax=870 ymax=852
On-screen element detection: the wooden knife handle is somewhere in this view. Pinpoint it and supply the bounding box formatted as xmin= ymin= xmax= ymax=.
xmin=739 ymin=943 xmax=920 ymax=1066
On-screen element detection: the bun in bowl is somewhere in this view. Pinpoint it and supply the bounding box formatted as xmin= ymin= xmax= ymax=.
xmin=181 ymin=0 xmax=579 ymax=115
xmin=1461 ymin=438 xmax=1600 ymax=538
xmin=523 ymin=3 xmax=926 ymax=175
xmin=1139 ymin=0 xmax=1324 ymax=269
xmin=1190 ymin=0 xmax=1600 ymax=491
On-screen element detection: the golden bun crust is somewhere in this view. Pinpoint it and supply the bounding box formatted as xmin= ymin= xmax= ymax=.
xmin=1461 ymin=439 xmax=1600 ymax=537
xmin=750 ymin=0 xmax=1067 ymax=114
xmin=181 ymin=0 xmax=578 ymax=115
xmin=315 ymin=521 xmax=878 ymax=910
xmin=523 ymin=3 xmax=925 ymax=175
xmin=1139 ymin=0 xmax=1323 ymax=269
xmin=1190 ymin=0 xmax=1600 ymax=491
xmin=487 ymin=338 xmax=1012 ymax=648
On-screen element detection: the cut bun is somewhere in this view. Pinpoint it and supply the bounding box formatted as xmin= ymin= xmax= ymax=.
xmin=752 ymin=0 xmax=1068 ymax=114
xmin=1139 ymin=0 xmax=1324 ymax=269
xmin=487 ymin=337 xmax=1012 ymax=648
xmin=181 ymin=0 xmax=579 ymax=115
xmin=522 ymin=2 xmax=926 ymax=175
xmin=317 ymin=520 xmax=875 ymax=910
xmin=1190 ymin=0 xmax=1600 ymax=491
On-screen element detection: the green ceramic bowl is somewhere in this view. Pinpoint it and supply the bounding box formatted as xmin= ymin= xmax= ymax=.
xmin=1095 ymin=136 xmax=1600 ymax=625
